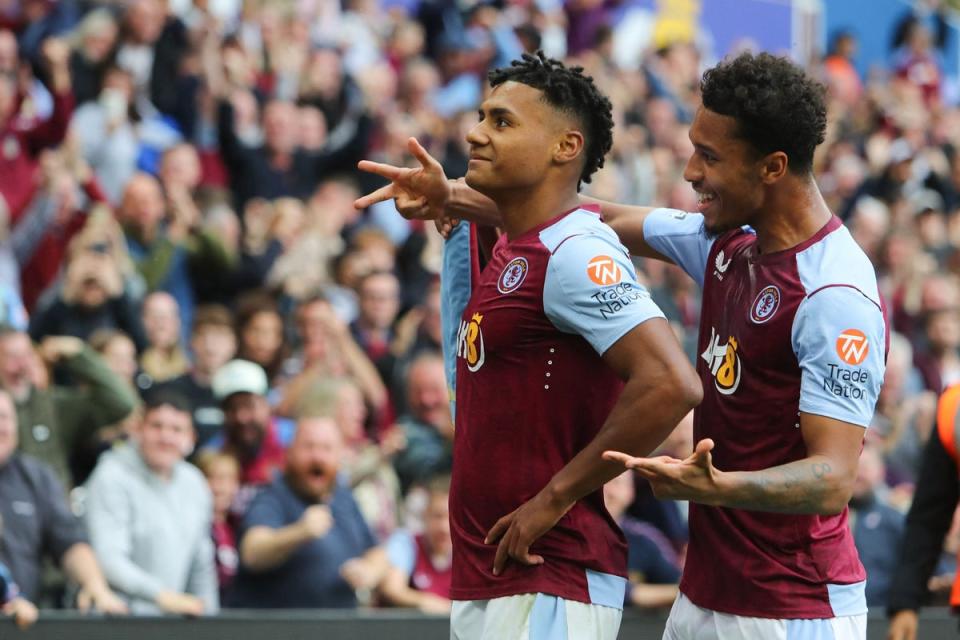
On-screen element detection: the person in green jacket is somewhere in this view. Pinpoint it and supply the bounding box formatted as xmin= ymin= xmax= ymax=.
xmin=0 ymin=327 xmax=137 ymax=488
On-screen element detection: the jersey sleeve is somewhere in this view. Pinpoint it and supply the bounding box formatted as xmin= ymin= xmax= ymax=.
xmin=441 ymin=221 xmax=472 ymax=419
xmin=544 ymin=232 xmax=665 ymax=356
xmin=791 ymin=286 xmax=886 ymax=427
xmin=642 ymin=208 xmax=714 ymax=287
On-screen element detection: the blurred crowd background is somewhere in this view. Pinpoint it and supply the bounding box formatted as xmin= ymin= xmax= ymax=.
xmin=0 ymin=0 xmax=956 ymax=623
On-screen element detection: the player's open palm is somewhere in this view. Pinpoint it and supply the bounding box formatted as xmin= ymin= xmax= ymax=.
xmin=604 ymin=439 xmax=720 ymax=503
xmin=354 ymin=137 xmax=451 ymax=220
xmin=484 ymin=490 xmax=571 ymax=576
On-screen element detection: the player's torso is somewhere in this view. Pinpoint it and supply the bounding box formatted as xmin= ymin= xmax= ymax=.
xmin=448 ymin=212 xmax=629 ymax=602
xmin=696 ymin=231 xmax=809 ymax=470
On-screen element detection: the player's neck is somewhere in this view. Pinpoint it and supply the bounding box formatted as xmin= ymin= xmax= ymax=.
xmin=752 ymin=177 xmax=833 ymax=255
xmin=496 ymin=182 xmax=581 ymax=241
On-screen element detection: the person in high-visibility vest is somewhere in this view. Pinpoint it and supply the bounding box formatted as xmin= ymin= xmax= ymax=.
xmin=887 ymin=384 xmax=960 ymax=640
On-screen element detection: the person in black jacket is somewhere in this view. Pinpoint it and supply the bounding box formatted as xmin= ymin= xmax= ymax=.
xmin=216 ymin=95 xmax=371 ymax=212
xmin=887 ymin=386 xmax=960 ymax=640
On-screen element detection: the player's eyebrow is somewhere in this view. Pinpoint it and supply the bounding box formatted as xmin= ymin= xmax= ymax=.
xmin=478 ymin=106 xmax=516 ymax=120
xmin=693 ymin=142 xmax=720 ymax=157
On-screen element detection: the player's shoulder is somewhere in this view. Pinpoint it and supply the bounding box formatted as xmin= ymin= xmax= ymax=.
xmin=538 ymin=206 xmax=622 ymax=255
xmin=795 ymin=219 xmax=880 ymax=306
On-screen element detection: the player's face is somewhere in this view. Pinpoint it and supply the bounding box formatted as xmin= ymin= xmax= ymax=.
xmin=683 ymin=107 xmax=766 ymax=235
xmin=464 ymin=82 xmax=561 ymax=196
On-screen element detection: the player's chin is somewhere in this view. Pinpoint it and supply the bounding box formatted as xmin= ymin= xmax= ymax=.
xmin=703 ymin=214 xmax=739 ymax=238
xmin=464 ymin=168 xmax=495 ymax=194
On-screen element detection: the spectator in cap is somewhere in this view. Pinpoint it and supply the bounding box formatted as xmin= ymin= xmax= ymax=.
xmin=84 ymin=389 xmax=218 ymax=615
xmin=205 ymin=359 xmax=290 ymax=515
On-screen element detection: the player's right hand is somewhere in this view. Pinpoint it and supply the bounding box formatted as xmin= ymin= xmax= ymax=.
xmin=887 ymin=609 xmax=918 ymax=640
xmin=299 ymin=504 xmax=334 ymax=539
xmin=354 ymin=137 xmax=451 ymax=221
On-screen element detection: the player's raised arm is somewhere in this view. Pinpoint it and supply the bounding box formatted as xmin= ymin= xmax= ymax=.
xmin=355 ymin=138 xmax=681 ymax=257
xmin=354 ymin=137 xmax=502 ymax=227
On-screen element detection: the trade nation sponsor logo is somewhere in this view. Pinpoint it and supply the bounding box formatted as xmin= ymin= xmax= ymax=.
xmin=587 ymin=255 xmax=622 ymax=286
xmin=456 ymin=312 xmax=485 ymax=372
xmin=823 ymin=328 xmax=870 ymax=399
xmin=586 ymin=254 xmax=647 ymax=320
xmin=701 ymin=326 xmax=741 ymax=395
xmin=836 ymin=329 xmax=869 ymax=365
xmin=498 ymin=257 xmax=528 ymax=294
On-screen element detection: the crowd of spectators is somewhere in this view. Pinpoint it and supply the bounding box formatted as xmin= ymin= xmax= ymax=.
xmin=0 ymin=0 xmax=956 ymax=626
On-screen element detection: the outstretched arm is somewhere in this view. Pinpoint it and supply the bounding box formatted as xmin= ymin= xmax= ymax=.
xmin=355 ymin=137 xmax=670 ymax=258
xmin=354 ymin=137 xmax=501 ymax=227
xmin=604 ymin=414 xmax=863 ymax=516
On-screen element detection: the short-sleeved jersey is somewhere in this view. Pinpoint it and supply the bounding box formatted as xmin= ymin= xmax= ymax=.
xmin=644 ymin=209 xmax=886 ymax=619
xmin=449 ymin=205 xmax=664 ymax=605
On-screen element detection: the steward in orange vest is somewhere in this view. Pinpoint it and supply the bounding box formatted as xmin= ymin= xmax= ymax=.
xmin=888 ymin=385 xmax=960 ymax=639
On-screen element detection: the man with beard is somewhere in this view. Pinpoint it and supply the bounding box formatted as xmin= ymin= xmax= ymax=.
xmin=227 ymin=416 xmax=389 ymax=608
xmin=207 ymin=359 xmax=288 ymax=513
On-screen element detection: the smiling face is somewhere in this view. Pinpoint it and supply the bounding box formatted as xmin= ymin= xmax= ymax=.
xmin=137 ymin=403 xmax=194 ymax=477
xmin=683 ymin=107 xmax=768 ymax=236
xmin=464 ymin=81 xmax=580 ymax=197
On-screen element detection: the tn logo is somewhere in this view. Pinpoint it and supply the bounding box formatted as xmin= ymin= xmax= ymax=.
xmin=836 ymin=329 xmax=869 ymax=366
xmin=456 ymin=312 xmax=486 ymax=372
xmin=587 ymin=255 xmax=623 ymax=286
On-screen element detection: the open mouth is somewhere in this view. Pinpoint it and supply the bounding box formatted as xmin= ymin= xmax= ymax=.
xmin=695 ymin=190 xmax=717 ymax=213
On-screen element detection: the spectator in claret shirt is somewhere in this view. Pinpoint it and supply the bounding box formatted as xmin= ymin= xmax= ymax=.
xmin=195 ymin=451 xmax=241 ymax=604
xmin=0 ymin=36 xmax=74 ymax=223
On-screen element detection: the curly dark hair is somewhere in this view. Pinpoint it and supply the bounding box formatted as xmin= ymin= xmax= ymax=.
xmin=488 ymin=51 xmax=614 ymax=190
xmin=701 ymin=52 xmax=827 ymax=174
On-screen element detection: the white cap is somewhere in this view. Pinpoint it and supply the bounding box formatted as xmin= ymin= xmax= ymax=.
xmin=212 ymin=359 xmax=268 ymax=401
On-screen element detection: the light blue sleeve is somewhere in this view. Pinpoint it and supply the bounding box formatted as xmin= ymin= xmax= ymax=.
xmin=544 ymin=233 xmax=665 ymax=356
xmin=441 ymin=222 xmax=472 ymax=420
xmin=642 ymin=208 xmax=714 ymax=287
xmin=385 ymin=529 xmax=417 ymax=576
xmin=792 ymin=287 xmax=886 ymax=427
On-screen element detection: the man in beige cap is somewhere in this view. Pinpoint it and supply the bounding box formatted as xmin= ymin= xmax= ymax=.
xmin=206 ymin=360 xmax=288 ymax=513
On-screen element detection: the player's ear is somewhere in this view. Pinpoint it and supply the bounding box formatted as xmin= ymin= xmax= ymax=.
xmin=554 ymin=129 xmax=585 ymax=167
xmin=759 ymin=151 xmax=788 ymax=184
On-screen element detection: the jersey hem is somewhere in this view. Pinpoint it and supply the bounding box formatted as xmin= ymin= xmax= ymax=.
xmin=680 ymin=586 xmax=837 ymax=620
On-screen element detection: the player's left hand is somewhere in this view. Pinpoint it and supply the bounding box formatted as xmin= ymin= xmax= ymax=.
xmin=484 ymin=491 xmax=572 ymax=576
xmin=603 ymin=439 xmax=722 ymax=504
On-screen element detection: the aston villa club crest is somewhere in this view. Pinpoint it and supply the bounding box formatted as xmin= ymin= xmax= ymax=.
xmin=498 ymin=257 xmax=528 ymax=294
xmin=751 ymin=285 xmax=781 ymax=324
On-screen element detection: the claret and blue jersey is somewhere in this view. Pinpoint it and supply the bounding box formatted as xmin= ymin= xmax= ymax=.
xmin=447 ymin=205 xmax=665 ymax=606
xmin=644 ymin=208 xmax=887 ymax=619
